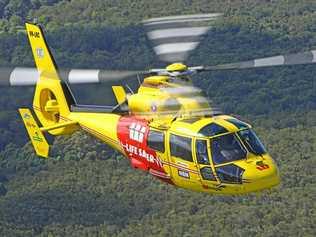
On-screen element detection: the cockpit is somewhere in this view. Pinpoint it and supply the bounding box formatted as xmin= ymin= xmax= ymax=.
xmin=197 ymin=125 xmax=267 ymax=165
xmin=148 ymin=115 xmax=280 ymax=193
xmin=194 ymin=118 xmax=269 ymax=185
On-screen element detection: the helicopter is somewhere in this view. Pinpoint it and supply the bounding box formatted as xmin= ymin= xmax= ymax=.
xmin=4 ymin=14 xmax=316 ymax=195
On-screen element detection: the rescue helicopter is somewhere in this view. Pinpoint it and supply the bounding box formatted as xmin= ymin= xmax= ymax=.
xmin=3 ymin=14 xmax=316 ymax=195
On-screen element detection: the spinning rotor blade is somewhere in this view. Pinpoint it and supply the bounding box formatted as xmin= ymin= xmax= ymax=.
xmin=204 ymin=50 xmax=316 ymax=71
xmin=0 ymin=67 xmax=146 ymax=86
xmin=143 ymin=13 xmax=223 ymax=63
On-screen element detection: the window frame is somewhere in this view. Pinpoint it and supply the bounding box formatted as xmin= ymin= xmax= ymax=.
xmin=169 ymin=133 xmax=193 ymax=162
xmin=215 ymin=164 xmax=245 ymax=184
xmin=195 ymin=139 xmax=210 ymax=165
xmin=200 ymin=166 xmax=217 ymax=181
xmin=210 ymin=133 xmax=247 ymax=166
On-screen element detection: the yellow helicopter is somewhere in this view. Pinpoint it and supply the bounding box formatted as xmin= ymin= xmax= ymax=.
xmin=10 ymin=14 xmax=316 ymax=195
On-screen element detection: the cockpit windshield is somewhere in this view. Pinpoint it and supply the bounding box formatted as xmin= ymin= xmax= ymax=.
xmin=211 ymin=133 xmax=247 ymax=165
xmin=238 ymin=129 xmax=267 ymax=155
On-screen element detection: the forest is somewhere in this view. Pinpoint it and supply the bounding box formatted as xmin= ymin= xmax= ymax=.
xmin=0 ymin=0 xmax=315 ymax=236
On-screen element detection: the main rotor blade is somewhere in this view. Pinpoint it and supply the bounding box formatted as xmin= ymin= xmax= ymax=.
xmin=143 ymin=13 xmax=223 ymax=63
xmin=204 ymin=50 xmax=316 ymax=71
xmin=0 ymin=67 xmax=146 ymax=86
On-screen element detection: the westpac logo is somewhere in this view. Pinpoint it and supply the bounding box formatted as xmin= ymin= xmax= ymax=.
xmin=129 ymin=123 xmax=146 ymax=143
xmin=36 ymin=48 xmax=44 ymax=58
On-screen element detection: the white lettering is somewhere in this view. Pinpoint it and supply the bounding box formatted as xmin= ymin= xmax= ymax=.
xmin=121 ymin=142 xmax=163 ymax=168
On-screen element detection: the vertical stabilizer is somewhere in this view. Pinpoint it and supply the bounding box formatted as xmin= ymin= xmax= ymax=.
xmin=25 ymin=23 xmax=77 ymax=136
xmin=25 ymin=23 xmax=59 ymax=80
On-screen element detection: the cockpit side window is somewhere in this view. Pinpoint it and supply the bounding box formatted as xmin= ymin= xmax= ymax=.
xmin=196 ymin=139 xmax=210 ymax=165
xmin=170 ymin=134 xmax=193 ymax=162
xmin=226 ymin=118 xmax=249 ymax=129
xmin=216 ymin=164 xmax=244 ymax=184
xmin=211 ymin=133 xmax=247 ymax=165
xmin=199 ymin=123 xmax=228 ymax=137
xmin=200 ymin=167 xmax=216 ymax=181
xmin=238 ymin=129 xmax=267 ymax=155
xmin=148 ymin=130 xmax=165 ymax=153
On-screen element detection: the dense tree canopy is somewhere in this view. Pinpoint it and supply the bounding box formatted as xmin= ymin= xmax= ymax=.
xmin=0 ymin=0 xmax=315 ymax=236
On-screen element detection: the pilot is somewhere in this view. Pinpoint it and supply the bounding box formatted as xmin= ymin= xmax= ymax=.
xmin=213 ymin=134 xmax=242 ymax=163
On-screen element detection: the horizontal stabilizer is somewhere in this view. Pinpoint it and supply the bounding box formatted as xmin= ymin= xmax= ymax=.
xmin=19 ymin=108 xmax=49 ymax=158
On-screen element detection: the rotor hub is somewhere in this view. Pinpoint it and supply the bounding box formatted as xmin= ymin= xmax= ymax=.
xmin=166 ymin=63 xmax=188 ymax=72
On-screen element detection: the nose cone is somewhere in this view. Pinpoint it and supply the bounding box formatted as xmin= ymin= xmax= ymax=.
xmin=241 ymin=154 xmax=280 ymax=193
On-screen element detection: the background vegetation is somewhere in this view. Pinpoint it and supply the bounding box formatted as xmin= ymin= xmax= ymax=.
xmin=0 ymin=0 xmax=315 ymax=236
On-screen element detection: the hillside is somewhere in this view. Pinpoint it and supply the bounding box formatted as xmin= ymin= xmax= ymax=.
xmin=0 ymin=0 xmax=315 ymax=236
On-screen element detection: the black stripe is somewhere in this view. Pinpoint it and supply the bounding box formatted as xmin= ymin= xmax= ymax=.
xmin=37 ymin=24 xmax=59 ymax=71
xmin=206 ymin=60 xmax=255 ymax=70
xmin=284 ymin=51 xmax=314 ymax=65
xmin=38 ymin=24 xmax=76 ymax=106
xmin=60 ymin=81 xmax=76 ymax=106
xmin=58 ymin=69 xmax=71 ymax=83
xmin=0 ymin=67 xmax=14 ymax=86
xmin=144 ymin=15 xmax=218 ymax=25
xmin=158 ymin=52 xmax=191 ymax=62
xmin=145 ymin=22 xmax=211 ymax=32
xmin=150 ymin=36 xmax=204 ymax=46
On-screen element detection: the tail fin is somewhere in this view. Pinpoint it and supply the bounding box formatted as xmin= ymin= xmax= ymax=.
xmin=25 ymin=23 xmax=77 ymax=136
xmin=19 ymin=108 xmax=49 ymax=158
xmin=25 ymin=23 xmax=59 ymax=80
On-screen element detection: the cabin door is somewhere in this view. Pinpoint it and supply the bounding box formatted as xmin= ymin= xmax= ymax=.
xmin=195 ymin=138 xmax=220 ymax=190
xmin=167 ymin=133 xmax=200 ymax=189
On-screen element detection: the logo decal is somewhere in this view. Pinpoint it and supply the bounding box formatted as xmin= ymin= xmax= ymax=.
xmin=256 ymin=161 xmax=269 ymax=171
xmin=151 ymin=103 xmax=157 ymax=112
xmin=129 ymin=122 xmax=146 ymax=143
xmin=178 ymin=169 xmax=190 ymax=179
xmin=23 ymin=113 xmax=31 ymax=120
xmin=32 ymin=132 xmax=43 ymax=142
xmin=117 ymin=117 xmax=166 ymax=174
xmin=26 ymin=122 xmax=36 ymax=129
xmin=36 ymin=48 xmax=44 ymax=58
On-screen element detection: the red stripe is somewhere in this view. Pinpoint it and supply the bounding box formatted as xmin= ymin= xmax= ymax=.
xmin=149 ymin=169 xmax=171 ymax=179
xmin=33 ymin=106 xmax=200 ymax=177
xmin=162 ymin=161 xmax=199 ymax=174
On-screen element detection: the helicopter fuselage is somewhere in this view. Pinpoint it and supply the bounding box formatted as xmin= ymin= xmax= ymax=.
xmin=21 ymin=23 xmax=280 ymax=195
xmin=63 ymin=108 xmax=280 ymax=195
xmin=59 ymin=80 xmax=280 ymax=195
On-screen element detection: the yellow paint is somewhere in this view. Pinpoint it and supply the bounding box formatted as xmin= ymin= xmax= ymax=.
xmin=112 ymin=86 xmax=126 ymax=105
xmin=21 ymin=23 xmax=280 ymax=195
xmin=166 ymin=63 xmax=188 ymax=72
xmin=19 ymin=108 xmax=49 ymax=158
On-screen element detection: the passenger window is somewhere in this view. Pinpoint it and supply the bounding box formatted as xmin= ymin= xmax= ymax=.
xmin=215 ymin=164 xmax=244 ymax=184
xmin=170 ymin=134 xmax=193 ymax=162
xmin=196 ymin=140 xmax=210 ymax=165
xmin=200 ymin=167 xmax=216 ymax=181
xmin=148 ymin=130 xmax=165 ymax=153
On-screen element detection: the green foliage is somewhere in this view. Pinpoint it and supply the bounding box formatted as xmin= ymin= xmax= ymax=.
xmin=0 ymin=124 xmax=315 ymax=236
xmin=0 ymin=0 xmax=315 ymax=236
